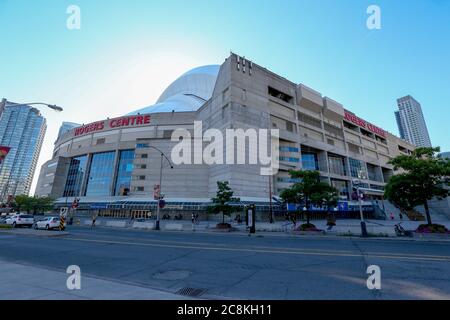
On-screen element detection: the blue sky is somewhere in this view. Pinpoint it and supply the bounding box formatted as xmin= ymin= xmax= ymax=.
xmin=0 ymin=0 xmax=449 ymax=192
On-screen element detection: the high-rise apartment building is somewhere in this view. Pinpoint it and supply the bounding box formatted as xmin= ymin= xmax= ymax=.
xmin=395 ymin=95 xmax=432 ymax=147
xmin=0 ymin=101 xmax=47 ymax=201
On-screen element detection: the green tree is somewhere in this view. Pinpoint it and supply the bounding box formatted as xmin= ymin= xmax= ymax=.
xmin=36 ymin=197 xmax=55 ymax=213
xmin=208 ymin=181 xmax=240 ymax=225
xmin=12 ymin=195 xmax=55 ymax=215
xmin=384 ymin=147 xmax=450 ymax=225
xmin=13 ymin=195 xmax=29 ymax=214
xmin=280 ymin=170 xmax=339 ymax=225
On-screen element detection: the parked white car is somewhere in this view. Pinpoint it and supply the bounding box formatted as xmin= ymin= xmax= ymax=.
xmin=34 ymin=217 xmax=63 ymax=230
xmin=5 ymin=214 xmax=34 ymax=228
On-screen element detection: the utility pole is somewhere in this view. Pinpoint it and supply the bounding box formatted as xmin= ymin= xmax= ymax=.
xmin=353 ymin=176 xmax=368 ymax=238
xmin=155 ymin=153 xmax=164 ymax=230
xmin=268 ymin=175 xmax=273 ymax=223
xmin=147 ymin=146 xmax=173 ymax=231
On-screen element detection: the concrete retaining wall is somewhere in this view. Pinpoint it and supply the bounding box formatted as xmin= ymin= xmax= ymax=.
xmin=164 ymin=223 xmax=183 ymax=231
xmin=105 ymin=220 xmax=127 ymax=228
xmin=132 ymin=221 xmax=155 ymax=230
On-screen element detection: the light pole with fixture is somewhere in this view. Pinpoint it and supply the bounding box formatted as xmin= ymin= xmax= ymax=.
xmin=353 ymin=170 xmax=368 ymax=237
xmin=146 ymin=146 xmax=173 ymax=231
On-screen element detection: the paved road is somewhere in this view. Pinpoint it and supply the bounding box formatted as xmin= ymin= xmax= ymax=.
xmin=1 ymin=226 xmax=449 ymax=299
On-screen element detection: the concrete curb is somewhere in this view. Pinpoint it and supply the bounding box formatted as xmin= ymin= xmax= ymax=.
xmin=69 ymin=220 xmax=450 ymax=243
xmin=0 ymin=229 xmax=70 ymax=237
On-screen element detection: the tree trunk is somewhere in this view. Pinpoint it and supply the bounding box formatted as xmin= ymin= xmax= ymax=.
xmin=222 ymin=211 xmax=225 ymax=224
xmin=424 ymin=200 xmax=432 ymax=225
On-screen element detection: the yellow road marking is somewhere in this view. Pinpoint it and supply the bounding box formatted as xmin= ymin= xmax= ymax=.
xmin=64 ymin=237 xmax=450 ymax=262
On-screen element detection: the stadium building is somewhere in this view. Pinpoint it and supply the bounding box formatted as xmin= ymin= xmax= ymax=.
xmin=35 ymin=53 xmax=415 ymax=219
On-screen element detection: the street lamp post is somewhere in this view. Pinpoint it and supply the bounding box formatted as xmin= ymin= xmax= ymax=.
xmin=147 ymin=146 xmax=173 ymax=231
xmin=1 ymin=99 xmax=63 ymax=112
xmin=268 ymin=175 xmax=274 ymax=223
xmin=353 ymin=173 xmax=368 ymax=238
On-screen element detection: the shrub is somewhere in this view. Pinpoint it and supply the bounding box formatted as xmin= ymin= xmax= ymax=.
xmin=296 ymin=223 xmax=321 ymax=232
xmin=416 ymin=224 xmax=449 ymax=234
xmin=216 ymin=223 xmax=232 ymax=229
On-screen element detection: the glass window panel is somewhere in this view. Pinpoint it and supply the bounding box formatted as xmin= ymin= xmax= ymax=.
xmin=114 ymin=150 xmax=135 ymax=196
xmin=301 ymin=153 xmax=319 ymax=170
xmin=85 ymin=151 xmax=115 ymax=197
xmin=63 ymin=155 xmax=88 ymax=197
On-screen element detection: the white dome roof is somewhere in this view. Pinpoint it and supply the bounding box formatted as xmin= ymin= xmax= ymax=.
xmin=128 ymin=65 xmax=220 ymax=115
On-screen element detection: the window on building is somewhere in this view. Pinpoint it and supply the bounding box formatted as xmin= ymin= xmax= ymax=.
xmin=268 ymin=86 xmax=293 ymax=103
xmin=286 ymin=121 xmax=296 ymax=132
xmin=114 ymin=149 xmax=134 ymax=196
xmin=301 ymin=153 xmax=319 ymax=171
xmin=298 ymin=112 xmax=322 ymax=129
xmin=63 ymin=155 xmax=88 ymax=197
xmin=360 ymin=128 xmax=374 ymax=139
xmin=349 ymin=158 xmax=368 ymax=179
xmin=328 ymin=155 xmax=346 ymax=176
xmin=279 ymin=146 xmax=299 ymax=153
xmin=85 ymin=151 xmax=115 ymax=197
xmin=96 ymin=138 xmax=106 ymax=145
xmin=347 ymin=143 xmax=361 ymax=154
xmin=367 ymin=163 xmax=382 ymax=182
xmin=136 ymin=143 xmax=149 ymax=148
xmin=331 ymin=179 xmax=349 ymax=200
xmin=279 ymin=156 xmax=300 ymax=163
xmin=324 ymin=123 xmax=343 ymax=137
xmin=140 ymin=154 xmax=148 ymax=159
xmin=343 ymin=121 xmax=359 ymax=132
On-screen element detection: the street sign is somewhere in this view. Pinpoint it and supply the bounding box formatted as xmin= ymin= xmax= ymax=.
xmin=59 ymin=207 xmax=68 ymax=217
xmin=246 ymin=204 xmax=256 ymax=234
xmin=71 ymin=198 xmax=79 ymax=209
xmin=153 ymin=184 xmax=160 ymax=200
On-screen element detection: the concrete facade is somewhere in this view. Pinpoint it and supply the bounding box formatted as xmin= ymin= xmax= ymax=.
xmin=35 ymin=53 xmax=416 ymax=209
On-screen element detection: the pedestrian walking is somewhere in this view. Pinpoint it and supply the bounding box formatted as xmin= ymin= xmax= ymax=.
xmin=91 ymin=213 xmax=97 ymax=229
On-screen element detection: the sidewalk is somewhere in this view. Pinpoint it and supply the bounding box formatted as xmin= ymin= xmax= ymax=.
xmin=73 ymin=217 xmax=450 ymax=240
xmin=0 ymin=259 xmax=189 ymax=300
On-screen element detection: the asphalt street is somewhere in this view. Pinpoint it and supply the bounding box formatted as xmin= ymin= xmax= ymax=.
xmin=1 ymin=226 xmax=449 ymax=299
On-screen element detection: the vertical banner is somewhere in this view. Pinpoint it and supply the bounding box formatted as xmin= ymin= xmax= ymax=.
xmin=0 ymin=146 xmax=11 ymax=165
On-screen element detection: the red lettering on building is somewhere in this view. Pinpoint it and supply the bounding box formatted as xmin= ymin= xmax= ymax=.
xmin=344 ymin=111 xmax=386 ymax=138
xmin=73 ymin=115 xmax=151 ymax=137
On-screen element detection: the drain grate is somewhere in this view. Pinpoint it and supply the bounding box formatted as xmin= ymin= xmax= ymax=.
xmin=175 ymin=287 xmax=208 ymax=297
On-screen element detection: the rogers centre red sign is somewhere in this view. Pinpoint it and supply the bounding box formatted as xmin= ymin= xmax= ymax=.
xmin=74 ymin=115 xmax=151 ymax=137
xmin=344 ymin=111 xmax=386 ymax=138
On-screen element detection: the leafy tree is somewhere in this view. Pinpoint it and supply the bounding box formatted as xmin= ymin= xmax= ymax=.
xmin=280 ymin=170 xmax=339 ymax=225
xmin=13 ymin=195 xmax=29 ymax=214
xmin=12 ymin=195 xmax=55 ymax=215
xmin=208 ymin=181 xmax=240 ymax=225
xmin=384 ymin=147 xmax=450 ymax=225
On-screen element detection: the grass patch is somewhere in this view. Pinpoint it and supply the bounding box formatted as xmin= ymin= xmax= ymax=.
xmin=0 ymin=224 xmax=13 ymax=229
